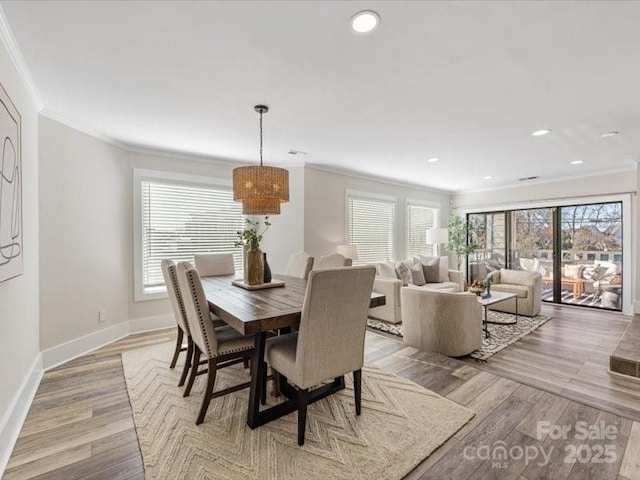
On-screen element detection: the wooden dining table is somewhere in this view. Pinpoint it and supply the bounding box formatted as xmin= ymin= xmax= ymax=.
xmin=200 ymin=273 xmax=386 ymax=429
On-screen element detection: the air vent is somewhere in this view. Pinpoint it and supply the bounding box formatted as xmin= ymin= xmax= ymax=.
xmin=518 ymin=176 xmax=540 ymax=182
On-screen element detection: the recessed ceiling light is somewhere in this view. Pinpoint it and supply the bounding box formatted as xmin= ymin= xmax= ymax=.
xmin=531 ymin=129 xmax=551 ymax=137
xmin=351 ymin=10 xmax=380 ymax=34
xmin=483 ymin=175 xmax=493 ymax=180
xmin=570 ymin=160 xmax=584 ymax=165
xmin=601 ymin=131 xmax=619 ymax=138
xmin=427 ymin=157 xmax=440 ymax=163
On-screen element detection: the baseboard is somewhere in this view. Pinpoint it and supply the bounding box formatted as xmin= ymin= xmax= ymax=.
xmin=129 ymin=313 xmax=174 ymax=334
xmin=41 ymin=322 xmax=130 ymax=371
xmin=0 ymin=353 xmax=43 ymax=476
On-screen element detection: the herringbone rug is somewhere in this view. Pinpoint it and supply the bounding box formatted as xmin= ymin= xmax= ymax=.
xmin=122 ymin=342 xmax=474 ymax=480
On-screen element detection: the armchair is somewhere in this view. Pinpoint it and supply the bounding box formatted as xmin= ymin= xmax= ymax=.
xmin=487 ymin=268 xmax=542 ymax=317
xmin=401 ymin=287 xmax=482 ymax=357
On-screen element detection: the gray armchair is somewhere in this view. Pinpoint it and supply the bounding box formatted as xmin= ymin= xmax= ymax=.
xmin=487 ymin=268 xmax=542 ymax=317
xmin=401 ymin=287 xmax=482 ymax=357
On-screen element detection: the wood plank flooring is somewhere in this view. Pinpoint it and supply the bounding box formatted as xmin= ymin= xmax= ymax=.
xmin=5 ymin=305 xmax=640 ymax=480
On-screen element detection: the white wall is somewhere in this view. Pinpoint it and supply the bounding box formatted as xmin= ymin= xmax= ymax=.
xmin=304 ymin=166 xmax=451 ymax=260
xmin=0 ymin=34 xmax=40 ymax=470
xmin=38 ymin=116 xmax=129 ymax=350
xmin=453 ymin=170 xmax=636 ymax=209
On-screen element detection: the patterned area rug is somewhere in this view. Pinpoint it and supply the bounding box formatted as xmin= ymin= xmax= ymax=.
xmin=367 ymin=311 xmax=551 ymax=361
xmin=122 ymin=342 xmax=474 ymax=480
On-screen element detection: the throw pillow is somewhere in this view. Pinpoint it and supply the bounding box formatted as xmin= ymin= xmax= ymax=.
xmin=378 ymin=261 xmax=397 ymax=278
xmin=409 ymin=263 xmax=426 ymax=286
xmin=395 ymin=262 xmax=412 ymax=286
xmin=421 ymin=257 xmax=440 ymax=283
xmin=563 ymin=264 xmax=583 ymax=280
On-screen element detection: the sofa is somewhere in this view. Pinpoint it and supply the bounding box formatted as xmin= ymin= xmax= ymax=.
xmin=369 ymin=256 xmax=464 ymax=324
xmin=486 ymin=268 xmax=542 ymax=317
xmin=401 ymin=287 xmax=483 ymax=357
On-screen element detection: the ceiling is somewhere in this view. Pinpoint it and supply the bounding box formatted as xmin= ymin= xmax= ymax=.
xmin=2 ymin=0 xmax=639 ymax=192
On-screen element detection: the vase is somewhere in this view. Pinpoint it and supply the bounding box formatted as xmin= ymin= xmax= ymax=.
xmin=263 ymin=252 xmax=272 ymax=283
xmin=245 ymin=246 xmax=264 ymax=285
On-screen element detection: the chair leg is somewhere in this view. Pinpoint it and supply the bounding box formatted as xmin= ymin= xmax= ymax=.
xmin=297 ymin=388 xmax=310 ymax=446
xmin=273 ymin=370 xmax=282 ymax=398
xmin=353 ymin=369 xmax=362 ymax=416
xmin=184 ymin=346 xmax=201 ymax=397
xmin=178 ymin=336 xmax=193 ymax=387
xmin=196 ymin=359 xmax=217 ymax=425
xmin=169 ymin=328 xmax=184 ymax=369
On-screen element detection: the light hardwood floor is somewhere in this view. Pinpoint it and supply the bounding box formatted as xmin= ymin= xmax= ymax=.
xmin=4 ymin=306 xmax=640 ymax=480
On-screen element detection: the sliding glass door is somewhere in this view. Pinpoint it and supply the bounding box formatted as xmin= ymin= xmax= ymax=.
xmin=467 ymin=201 xmax=623 ymax=311
xmin=558 ymin=203 xmax=622 ymax=309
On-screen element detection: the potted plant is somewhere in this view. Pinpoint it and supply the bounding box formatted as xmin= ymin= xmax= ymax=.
xmin=235 ymin=216 xmax=271 ymax=285
xmin=446 ymin=215 xmax=478 ymax=271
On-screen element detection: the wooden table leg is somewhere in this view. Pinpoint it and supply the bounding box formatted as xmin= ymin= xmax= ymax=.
xmin=247 ymin=332 xmax=267 ymax=429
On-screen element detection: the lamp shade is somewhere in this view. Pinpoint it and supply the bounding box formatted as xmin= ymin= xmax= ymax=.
xmin=426 ymin=228 xmax=449 ymax=245
xmin=233 ymin=165 xmax=289 ymax=215
xmin=336 ymin=244 xmax=358 ymax=260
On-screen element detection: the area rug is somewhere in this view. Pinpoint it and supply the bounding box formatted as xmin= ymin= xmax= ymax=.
xmin=122 ymin=342 xmax=474 ymax=480
xmin=367 ymin=311 xmax=552 ymax=361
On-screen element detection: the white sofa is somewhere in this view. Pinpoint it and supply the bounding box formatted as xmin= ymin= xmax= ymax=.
xmin=369 ymin=258 xmax=465 ymax=324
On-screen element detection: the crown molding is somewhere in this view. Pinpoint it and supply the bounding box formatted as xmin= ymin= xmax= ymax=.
xmin=304 ymin=162 xmax=453 ymax=196
xmin=39 ymin=109 xmax=130 ymax=149
xmin=455 ymin=164 xmax=637 ymax=196
xmin=0 ymin=5 xmax=42 ymax=110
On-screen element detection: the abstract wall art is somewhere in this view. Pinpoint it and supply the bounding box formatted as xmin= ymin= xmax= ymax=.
xmin=0 ymin=82 xmax=22 ymax=283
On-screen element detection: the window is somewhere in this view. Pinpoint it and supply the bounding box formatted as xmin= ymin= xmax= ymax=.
xmin=134 ymin=170 xmax=244 ymax=300
xmin=347 ymin=192 xmax=396 ymax=265
xmin=406 ymin=203 xmax=440 ymax=258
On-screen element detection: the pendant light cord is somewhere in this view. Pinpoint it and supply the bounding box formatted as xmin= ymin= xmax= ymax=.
xmin=259 ymin=110 xmax=263 ymax=167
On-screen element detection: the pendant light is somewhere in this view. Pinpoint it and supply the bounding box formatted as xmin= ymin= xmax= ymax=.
xmin=233 ymin=105 xmax=289 ymax=215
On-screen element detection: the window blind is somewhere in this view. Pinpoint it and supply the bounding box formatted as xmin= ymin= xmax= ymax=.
xmin=348 ymin=194 xmax=396 ymax=264
xmin=141 ymin=180 xmax=244 ymax=293
xmin=407 ymin=204 xmax=440 ymax=258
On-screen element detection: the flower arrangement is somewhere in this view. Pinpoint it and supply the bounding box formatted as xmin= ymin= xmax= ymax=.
xmin=235 ymin=216 xmax=271 ymax=250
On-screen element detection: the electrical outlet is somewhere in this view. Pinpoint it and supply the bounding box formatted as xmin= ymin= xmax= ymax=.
xmin=98 ymin=309 xmax=107 ymax=323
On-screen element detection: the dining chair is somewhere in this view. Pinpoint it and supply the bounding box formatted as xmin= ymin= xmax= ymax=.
xmin=161 ymin=259 xmax=194 ymax=387
xmin=286 ymin=252 xmax=314 ymax=279
xmin=176 ymin=261 xmax=255 ymax=425
xmin=264 ymin=265 xmax=376 ymax=445
xmin=194 ymin=252 xmax=236 ymax=276
xmin=314 ymin=253 xmax=352 ymax=269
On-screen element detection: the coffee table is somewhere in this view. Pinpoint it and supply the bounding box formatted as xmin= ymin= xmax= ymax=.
xmin=476 ymin=291 xmax=518 ymax=338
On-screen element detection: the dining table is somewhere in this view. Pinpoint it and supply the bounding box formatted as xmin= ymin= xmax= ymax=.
xmin=200 ymin=273 xmax=386 ymax=429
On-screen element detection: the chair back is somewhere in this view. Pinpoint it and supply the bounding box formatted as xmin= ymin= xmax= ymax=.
xmin=315 ymin=253 xmax=352 ymax=269
xmin=176 ymin=261 xmax=218 ymax=358
xmin=161 ymin=259 xmax=190 ymax=335
xmin=286 ymin=252 xmax=314 ymax=279
xmin=194 ymin=253 xmax=235 ymax=277
xmin=295 ymin=266 xmax=376 ymax=388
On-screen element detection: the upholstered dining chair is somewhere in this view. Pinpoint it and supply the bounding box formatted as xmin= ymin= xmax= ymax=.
xmin=314 ymin=253 xmax=352 ymax=269
xmin=161 ymin=259 xmax=194 ymax=387
xmin=176 ymin=261 xmax=255 ymax=425
xmin=286 ymin=252 xmax=314 ymax=279
xmin=194 ymin=252 xmax=236 ymax=277
xmin=264 ymin=265 xmax=376 ymax=445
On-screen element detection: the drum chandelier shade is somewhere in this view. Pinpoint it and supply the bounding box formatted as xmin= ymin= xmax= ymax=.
xmin=233 ymin=105 xmax=289 ymax=215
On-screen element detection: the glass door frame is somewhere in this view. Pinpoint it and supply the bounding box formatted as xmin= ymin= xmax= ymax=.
xmin=466 ymin=199 xmax=625 ymax=313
